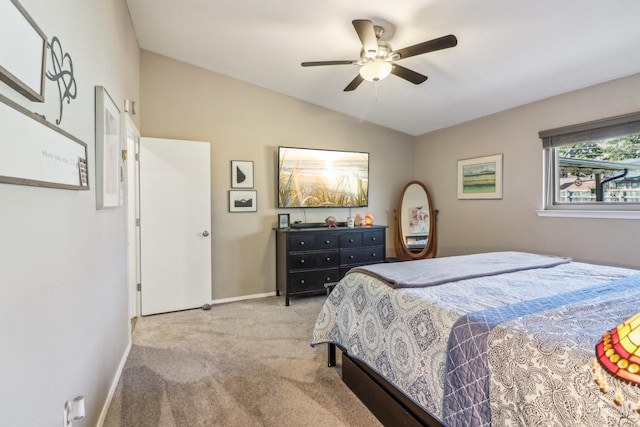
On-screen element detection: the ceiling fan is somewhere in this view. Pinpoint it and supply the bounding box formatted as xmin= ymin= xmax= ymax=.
xmin=301 ymin=19 xmax=457 ymax=92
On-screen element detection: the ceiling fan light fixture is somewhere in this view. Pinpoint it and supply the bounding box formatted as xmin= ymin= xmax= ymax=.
xmin=359 ymin=61 xmax=392 ymax=82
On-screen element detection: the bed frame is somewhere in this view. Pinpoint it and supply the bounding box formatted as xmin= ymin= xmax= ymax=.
xmin=328 ymin=344 xmax=443 ymax=427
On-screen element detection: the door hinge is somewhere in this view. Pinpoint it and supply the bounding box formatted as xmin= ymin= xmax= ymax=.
xmin=135 ymin=153 xmax=140 ymax=161
xmin=136 ymin=218 xmax=140 ymax=226
xmin=137 ymin=283 xmax=141 ymax=291
xmin=122 ymin=149 xmax=128 ymax=161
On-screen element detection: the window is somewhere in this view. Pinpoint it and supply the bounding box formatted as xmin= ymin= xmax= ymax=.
xmin=540 ymin=112 xmax=640 ymax=212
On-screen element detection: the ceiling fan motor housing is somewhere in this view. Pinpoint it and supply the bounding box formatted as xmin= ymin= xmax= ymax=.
xmin=361 ymin=40 xmax=392 ymax=62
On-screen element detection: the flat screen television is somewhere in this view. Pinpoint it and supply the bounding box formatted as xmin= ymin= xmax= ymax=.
xmin=278 ymin=146 xmax=369 ymax=208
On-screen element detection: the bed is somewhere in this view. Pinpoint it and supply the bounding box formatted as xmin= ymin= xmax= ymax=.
xmin=310 ymin=252 xmax=640 ymax=426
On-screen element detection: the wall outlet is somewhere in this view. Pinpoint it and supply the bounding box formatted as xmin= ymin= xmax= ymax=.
xmin=63 ymin=396 xmax=85 ymax=427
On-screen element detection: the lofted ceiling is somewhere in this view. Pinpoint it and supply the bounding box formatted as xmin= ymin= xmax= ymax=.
xmin=125 ymin=0 xmax=640 ymax=136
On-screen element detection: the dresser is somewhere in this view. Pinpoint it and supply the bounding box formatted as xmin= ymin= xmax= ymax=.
xmin=275 ymin=225 xmax=387 ymax=305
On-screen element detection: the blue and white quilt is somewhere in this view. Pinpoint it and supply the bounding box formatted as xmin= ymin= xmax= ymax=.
xmin=310 ymin=253 xmax=640 ymax=426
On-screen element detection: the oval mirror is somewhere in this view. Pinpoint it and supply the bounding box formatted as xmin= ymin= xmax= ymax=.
xmin=394 ymin=181 xmax=437 ymax=260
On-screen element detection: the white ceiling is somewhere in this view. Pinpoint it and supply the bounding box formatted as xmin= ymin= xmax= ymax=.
xmin=126 ymin=0 xmax=640 ymax=136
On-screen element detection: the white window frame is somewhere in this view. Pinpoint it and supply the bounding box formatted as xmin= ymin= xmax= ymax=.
xmin=537 ymin=112 xmax=640 ymax=219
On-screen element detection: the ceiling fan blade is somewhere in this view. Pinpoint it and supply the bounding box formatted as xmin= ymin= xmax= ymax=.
xmin=352 ymin=20 xmax=378 ymax=56
xmin=392 ymin=34 xmax=457 ymax=60
xmin=301 ymin=60 xmax=357 ymax=67
xmin=344 ymin=74 xmax=364 ymax=92
xmin=391 ymin=65 xmax=428 ymax=85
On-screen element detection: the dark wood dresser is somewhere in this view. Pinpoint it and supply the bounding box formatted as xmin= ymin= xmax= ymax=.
xmin=275 ymin=225 xmax=387 ymax=305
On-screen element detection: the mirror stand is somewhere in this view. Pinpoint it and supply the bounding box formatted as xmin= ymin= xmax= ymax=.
xmin=394 ymin=181 xmax=437 ymax=260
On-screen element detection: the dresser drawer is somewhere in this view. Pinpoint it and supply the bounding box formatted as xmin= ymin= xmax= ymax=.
xmin=361 ymin=230 xmax=385 ymax=246
xmin=289 ymin=268 xmax=341 ymax=293
xmin=288 ymin=234 xmax=316 ymax=251
xmin=340 ymin=232 xmax=362 ymax=248
xmin=341 ymin=246 xmax=385 ymax=265
xmin=289 ymin=250 xmax=339 ymax=270
xmin=316 ymin=234 xmax=340 ymax=250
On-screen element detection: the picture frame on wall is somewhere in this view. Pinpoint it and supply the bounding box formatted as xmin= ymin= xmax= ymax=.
xmin=231 ymin=160 xmax=254 ymax=188
xmin=278 ymin=213 xmax=290 ymax=229
xmin=0 ymin=93 xmax=89 ymax=190
xmin=95 ymin=86 xmax=121 ymax=209
xmin=0 ymin=0 xmax=47 ymax=102
xmin=457 ymin=154 xmax=503 ymax=200
xmin=229 ymin=190 xmax=257 ymax=212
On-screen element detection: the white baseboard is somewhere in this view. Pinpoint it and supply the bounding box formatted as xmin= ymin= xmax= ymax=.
xmin=211 ymin=291 xmax=276 ymax=305
xmin=96 ymin=338 xmax=132 ymax=427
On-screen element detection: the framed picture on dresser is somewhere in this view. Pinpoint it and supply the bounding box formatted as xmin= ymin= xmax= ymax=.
xmin=278 ymin=213 xmax=290 ymax=229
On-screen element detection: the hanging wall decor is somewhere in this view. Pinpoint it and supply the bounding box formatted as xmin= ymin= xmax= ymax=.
xmin=457 ymin=154 xmax=503 ymax=200
xmin=95 ymin=86 xmax=121 ymax=209
xmin=46 ymin=36 xmax=77 ymax=125
xmin=0 ymin=0 xmax=47 ymax=102
xmin=231 ymin=160 xmax=254 ymax=188
xmin=0 ymin=93 xmax=88 ymax=190
xmin=229 ymin=190 xmax=257 ymax=212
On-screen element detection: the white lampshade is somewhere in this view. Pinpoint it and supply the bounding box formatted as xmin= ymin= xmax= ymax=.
xmin=359 ymin=61 xmax=392 ymax=82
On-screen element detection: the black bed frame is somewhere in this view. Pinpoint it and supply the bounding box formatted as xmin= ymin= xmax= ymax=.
xmin=328 ymin=344 xmax=444 ymax=427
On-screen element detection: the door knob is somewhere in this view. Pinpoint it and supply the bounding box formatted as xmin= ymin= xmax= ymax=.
xmin=202 ymin=230 xmax=210 ymax=237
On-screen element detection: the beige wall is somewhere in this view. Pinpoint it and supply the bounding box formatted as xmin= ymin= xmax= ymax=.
xmin=139 ymin=51 xmax=415 ymax=300
xmin=415 ymin=73 xmax=640 ymax=269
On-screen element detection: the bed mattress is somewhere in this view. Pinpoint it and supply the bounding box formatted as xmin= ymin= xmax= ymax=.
xmin=310 ymin=253 xmax=640 ymax=426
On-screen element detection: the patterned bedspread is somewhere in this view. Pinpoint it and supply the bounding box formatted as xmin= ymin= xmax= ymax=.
xmin=310 ymin=257 xmax=640 ymax=426
xmin=444 ymin=274 xmax=640 ymax=426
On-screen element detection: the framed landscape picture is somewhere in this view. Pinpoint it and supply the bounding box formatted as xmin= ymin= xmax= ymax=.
xmin=229 ymin=190 xmax=257 ymax=212
xmin=457 ymin=154 xmax=503 ymax=199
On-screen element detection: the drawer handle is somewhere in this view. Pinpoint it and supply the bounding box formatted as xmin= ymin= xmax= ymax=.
xmin=349 ymin=255 xmax=354 ymax=259
xmin=299 ymin=241 xmax=305 ymax=246
xmin=326 ymin=277 xmax=331 ymax=281
xmin=371 ymin=237 xmax=376 ymax=241
xmin=300 ymin=259 xmax=305 ymax=264
xmin=326 ymin=257 xmax=331 ymax=261
xmin=349 ymin=238 xmax=354 ymax=243
xmin=300 ymin=279 xmax=305 ymax=284
xmin=372 ymin=253 xmax=376 ymax=257
xmin=325 ymin=240 xmax=331 ymax=244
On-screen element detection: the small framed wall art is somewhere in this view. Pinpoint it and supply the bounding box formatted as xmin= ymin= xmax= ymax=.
xmin=231 ymin=160 xmax=254 ymax=188
xmin=95 ymin=86 xmax=121 ymax=209
xmin=278 ymin=213 xmax=290 ymax=229
xmin=229 ymin=190 xmax=257 ymax=212
xmin=0 ymin=0 xmax=47 ymax=102
xmin=457 ymin=154 xmax=503 ymax=200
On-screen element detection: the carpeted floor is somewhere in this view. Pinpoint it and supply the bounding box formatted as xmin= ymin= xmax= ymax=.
xmin=103 ymin=295 xmax=382 ymax=426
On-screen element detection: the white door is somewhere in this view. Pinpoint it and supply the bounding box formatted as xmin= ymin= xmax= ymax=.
xmin=123 ymin=114 xmax=141 ymax=320
xmin=140 ymin=137 xmax=212 ymax=315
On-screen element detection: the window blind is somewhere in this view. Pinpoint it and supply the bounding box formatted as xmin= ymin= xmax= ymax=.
xmin=539 ymin=112 xmax=640 ymax=148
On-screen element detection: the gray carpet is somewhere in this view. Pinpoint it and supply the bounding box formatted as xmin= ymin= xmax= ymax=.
xmin=104 ymin=295 xmax=382 ymax=426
